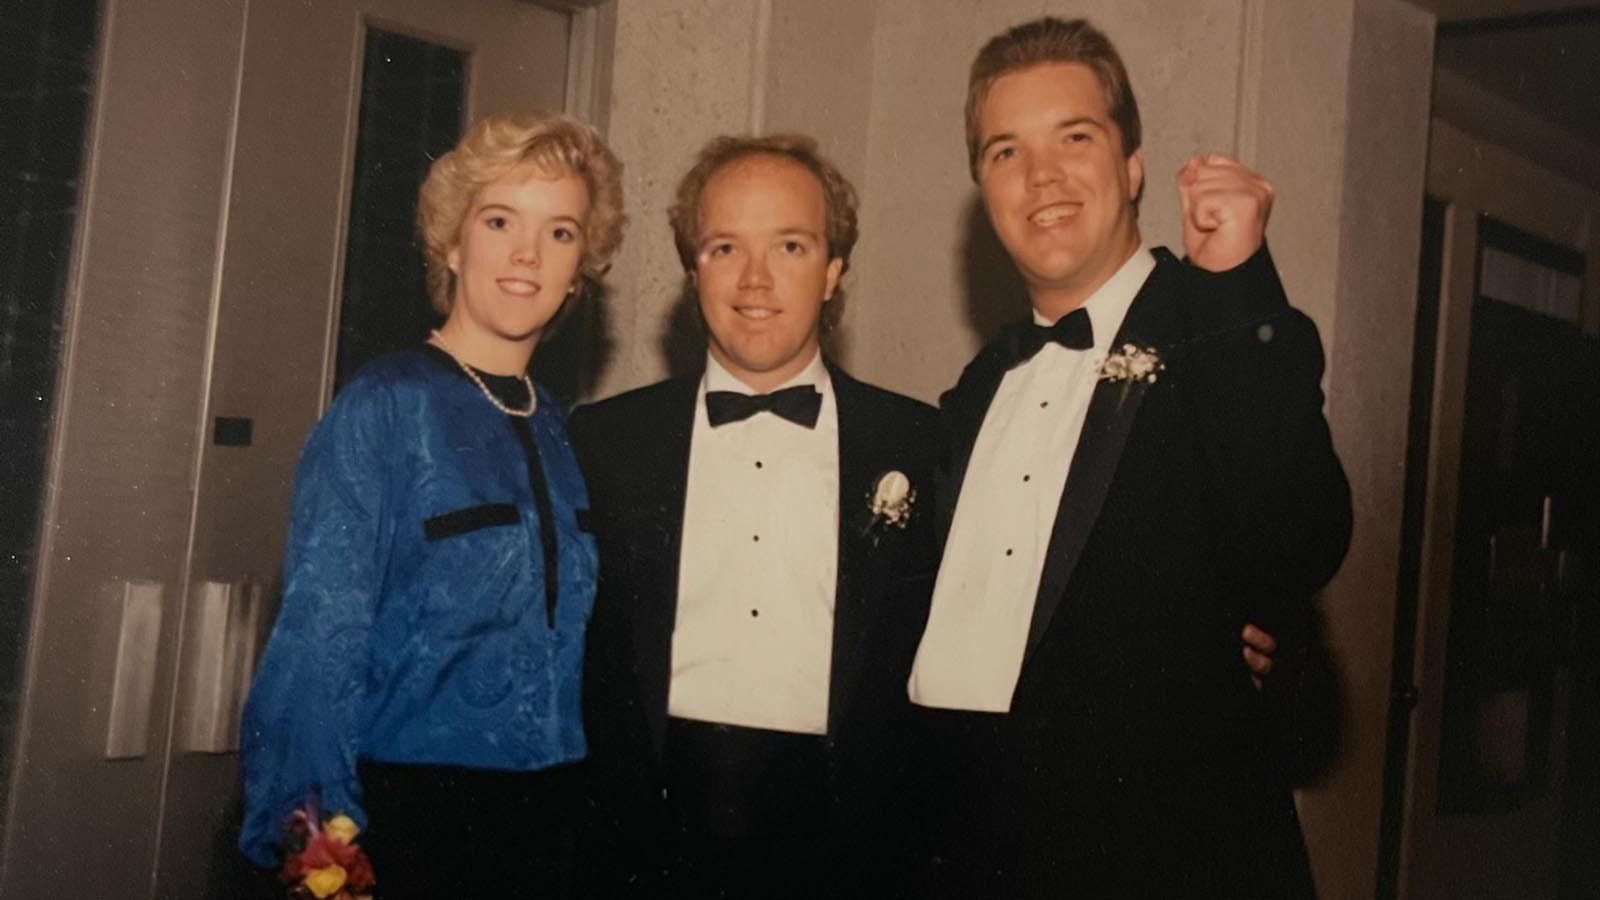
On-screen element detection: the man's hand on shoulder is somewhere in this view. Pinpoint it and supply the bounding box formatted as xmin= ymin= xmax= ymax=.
xmin=1178 ymin=154 xmax=1275 ymax=272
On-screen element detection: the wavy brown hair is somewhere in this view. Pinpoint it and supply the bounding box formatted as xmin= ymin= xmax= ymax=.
xmin=667 ymin=134 xmax=858 ymax=329
xmin=965 ymin=17 xmax=1142 ymax=181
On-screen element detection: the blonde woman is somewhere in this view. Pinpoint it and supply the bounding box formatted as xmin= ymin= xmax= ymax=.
xmin=239 ymin=111 xmax=624 ymax=898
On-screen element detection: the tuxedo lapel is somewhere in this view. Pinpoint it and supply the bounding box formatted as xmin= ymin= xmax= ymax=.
xmin=1022 ymin=256 xmax=1182 ymax=660
xmin=631 ymin=377 xmax=698 ymax=755
xmin=827 ymin=365 xmax=879 ymax=734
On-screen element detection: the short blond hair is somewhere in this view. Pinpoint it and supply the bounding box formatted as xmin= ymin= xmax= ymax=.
xmin=417 ymin=111 xmax=626 ymax=314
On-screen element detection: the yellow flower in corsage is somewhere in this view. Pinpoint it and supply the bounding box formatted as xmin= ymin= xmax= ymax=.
xmin=280 ymin=806 xmax=375 ymax=899
xmin=322 ymin=814 xmax=360 ymax=846
xmin=303 ymin=865 xmax=348 ymax=899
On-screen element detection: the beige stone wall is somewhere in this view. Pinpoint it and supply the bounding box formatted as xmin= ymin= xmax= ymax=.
xmin=596 ymin=0 xmax=761 ymax=398
xmin=1244 ymin=1 xmax=1354 ymax=339
xmin=1305 ymin=5 xmax=1438 ymax=900
xmin=597 ymin=0 xmax=880 ymax=400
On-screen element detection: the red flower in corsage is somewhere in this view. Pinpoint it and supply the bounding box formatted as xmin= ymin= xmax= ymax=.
xmin=279 ymin=806 xmax=375 ymax=900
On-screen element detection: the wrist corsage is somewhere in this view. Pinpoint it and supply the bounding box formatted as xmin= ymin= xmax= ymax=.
xmin=279 ymin=806 xmax=375 ymax=900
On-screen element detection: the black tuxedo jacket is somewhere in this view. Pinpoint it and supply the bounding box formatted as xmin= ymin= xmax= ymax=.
xmin=568 ymin=360 xmax=938 ymax=891
xmin=919 ymin=247 xmax=1351 ymax=899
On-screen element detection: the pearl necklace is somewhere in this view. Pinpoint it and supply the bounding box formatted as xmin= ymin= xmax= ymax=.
xmin=428 ymin=330 xmax=536 ymax=418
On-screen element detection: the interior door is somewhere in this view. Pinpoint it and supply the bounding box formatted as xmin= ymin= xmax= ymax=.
xmin=2 ymin=1 xmax=612 ymax=896
xmin=1395 ymin=208 xmax=1599 ymax=900
xmin=153 ymin=3 xmax=574 ymax=897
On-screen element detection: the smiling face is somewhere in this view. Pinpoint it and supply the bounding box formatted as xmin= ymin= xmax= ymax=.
xmin=693 ymin=153 xmax=843 ymax=392
xmin=440 ymin=163 xmax=590 ymax=371
xmin=977 ymin=61 xmax=1143 ymax=318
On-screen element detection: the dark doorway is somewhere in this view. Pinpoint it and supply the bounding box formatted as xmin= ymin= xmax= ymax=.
xmin=333 ymin=27 xmax=467 ymax=391
xmin=1431 ymin=217 xmax=1598 ymax=899
xmin=0 ymin=0 xmax=100 ymax=831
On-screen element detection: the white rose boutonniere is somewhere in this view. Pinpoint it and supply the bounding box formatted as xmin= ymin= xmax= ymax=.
xmin=1098 ymin=343 xmax=1164 ymax=384
xmin=868 ymin=470 xmax=915 ymax=529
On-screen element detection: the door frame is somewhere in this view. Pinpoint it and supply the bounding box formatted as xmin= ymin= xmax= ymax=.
xmin=1390 ymin=115 xmax=1600 ymax=900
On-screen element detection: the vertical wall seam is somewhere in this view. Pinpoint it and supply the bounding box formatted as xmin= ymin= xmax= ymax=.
xmin=318 ymin=12 xmax=369 ymax=409
xmin=565 ymin=4 xmax=616 ymax=136
xmin=145 ymin=0 xmax=252 ymax=894
xmin=748 ymin=0 xmax=772 ymax=134
xmin=563 ymin=8 xmax=587 ymax=121
xmin=1233 ymin=0 xmax=1264 ymax=166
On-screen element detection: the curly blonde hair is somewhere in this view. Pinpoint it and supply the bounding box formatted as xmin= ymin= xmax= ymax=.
xmin=417 ymin=111 xmax=626 ymax=314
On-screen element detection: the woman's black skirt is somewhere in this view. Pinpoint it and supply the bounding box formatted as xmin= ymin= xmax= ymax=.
xmin=357 ymin=760 xmax=578 ymax=899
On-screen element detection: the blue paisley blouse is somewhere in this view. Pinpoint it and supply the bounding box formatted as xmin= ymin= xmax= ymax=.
xmin=238 ymin=348 xmax=596 ymax=866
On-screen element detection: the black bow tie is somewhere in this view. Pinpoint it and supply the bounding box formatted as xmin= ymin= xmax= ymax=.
xmin=1005 ymin=307 xmax=1094 ymax=369
xmin=705 ymin=385 xmax=823 ymax=428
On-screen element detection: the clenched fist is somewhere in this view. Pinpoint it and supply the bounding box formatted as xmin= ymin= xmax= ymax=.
xmin=1178 ymin=154 xmax=1274 ymax=272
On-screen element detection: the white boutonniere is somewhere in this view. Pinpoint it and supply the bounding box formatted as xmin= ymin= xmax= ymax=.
xmin=868 ymin=470 xmax=915 ymax=529
xmin=1098 ymin=343 xmax=1164 ymax=383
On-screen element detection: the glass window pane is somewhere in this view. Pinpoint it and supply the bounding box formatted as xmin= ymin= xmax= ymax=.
xmin=334 ymin=27 xmax=466 ymax=389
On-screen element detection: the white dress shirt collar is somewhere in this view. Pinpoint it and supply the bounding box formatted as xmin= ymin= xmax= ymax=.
xmin=1031 ymin=244 xmax=1156 ymax=355
xmin=703 ymin=349 xmax=829 ymax=395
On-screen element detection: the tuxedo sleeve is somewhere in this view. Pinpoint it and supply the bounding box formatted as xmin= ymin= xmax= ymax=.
xmin=1180 ymin=245 xmax=1352 ymax=629
xmin=567 ymin=406 xmax=661 ymax=894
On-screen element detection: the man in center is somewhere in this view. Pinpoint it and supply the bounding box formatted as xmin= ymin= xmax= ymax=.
xmin=569 ymin=135 xmax=938 ymax=899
